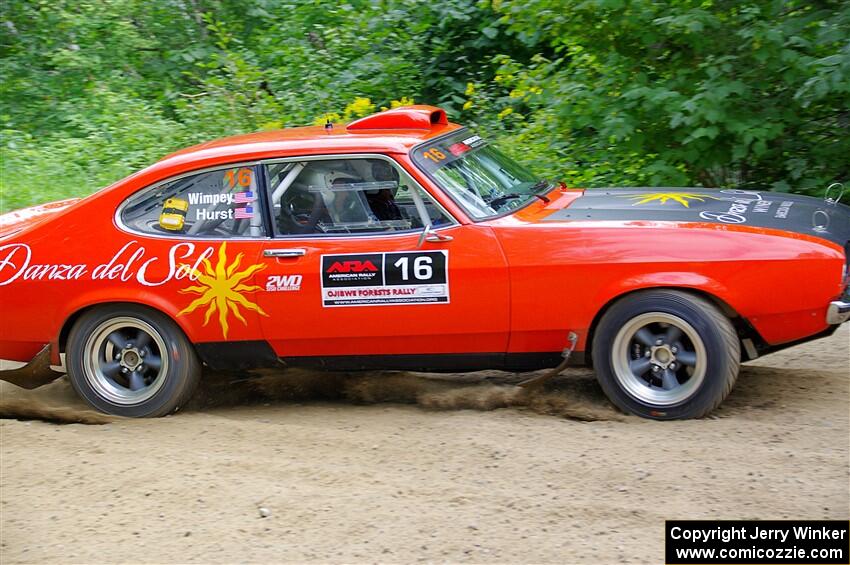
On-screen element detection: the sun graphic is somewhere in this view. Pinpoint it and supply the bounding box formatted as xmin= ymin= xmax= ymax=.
xmin=178 ymin=242 xmax=268 ymax=338
xmin=621 ymin=192 xmax=720 ymax=208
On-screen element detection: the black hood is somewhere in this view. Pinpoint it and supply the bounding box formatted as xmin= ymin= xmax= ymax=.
xmin=544 ymin=188 xmax=850 ymax=248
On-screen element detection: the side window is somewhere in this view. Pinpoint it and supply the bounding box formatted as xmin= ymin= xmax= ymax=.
xmin=266 ymin=158 xmax=452 ymax=236
xmin=120 ymin=166 xmax=265 ymax=238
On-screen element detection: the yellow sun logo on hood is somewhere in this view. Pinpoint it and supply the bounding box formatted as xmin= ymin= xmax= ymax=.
xmin=621 ymin=192 xmax=720 ymax=208
xmin=178 ymin=242 xmax=268 ymax=338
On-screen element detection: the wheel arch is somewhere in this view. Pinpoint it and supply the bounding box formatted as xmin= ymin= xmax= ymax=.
xmin=56 ymin=300 xmax=195 ymax=357
xmin=585 ymin=285 xmax=761 ymax=367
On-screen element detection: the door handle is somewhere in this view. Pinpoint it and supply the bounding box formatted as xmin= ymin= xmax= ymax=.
xmin=264 ymin=248 xmax=307 ymax=258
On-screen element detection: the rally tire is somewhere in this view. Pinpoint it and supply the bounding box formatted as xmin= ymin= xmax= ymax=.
xmin=592 ymin=290 xmax=740 ymax=420
xmin=66 ymin=304 xmax=200 ymax=417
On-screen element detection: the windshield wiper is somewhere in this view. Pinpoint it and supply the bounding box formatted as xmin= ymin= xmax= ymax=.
xmin=531 ymin=179 xmax=550 ymax=190
xmin=491 ymin=191 xmax=549 ymax=208
xmin=489 ymin=193 xmax=524 ymax=208
xmin=531 ymin=179 xmax=552 ymax=202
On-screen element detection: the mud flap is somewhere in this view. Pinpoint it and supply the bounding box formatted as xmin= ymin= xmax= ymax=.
xmin=0 ymin=345 xmax=64 ymax=389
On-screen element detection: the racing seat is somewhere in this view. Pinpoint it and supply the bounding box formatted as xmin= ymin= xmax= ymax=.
xmin=277 ymin=164 xmax=379 ymax=234
xmin=365 ymin=160 xmax=402 ymax=221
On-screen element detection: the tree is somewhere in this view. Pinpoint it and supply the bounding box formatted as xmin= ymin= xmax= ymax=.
xmin=476 ymin=0 xmax=850 ymax=193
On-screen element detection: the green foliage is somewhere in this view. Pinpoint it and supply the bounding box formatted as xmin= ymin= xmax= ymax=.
xmin=1 ymin=0 xmax=848 ymax=213
xmin=475 ymin=0 xmax=850 ymax=192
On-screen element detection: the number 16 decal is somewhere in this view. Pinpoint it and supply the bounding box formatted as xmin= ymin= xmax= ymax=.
xmin=392 ymin=256 xmax=433 ymax=281
xmin=320 ymin=251 xmax=448 ymax=307
xmin=384 ymin=252 xmax=446 ymax=286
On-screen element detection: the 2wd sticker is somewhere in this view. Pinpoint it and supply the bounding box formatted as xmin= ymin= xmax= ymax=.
xmin=266 ymin=274 xmax=302 ymax=292
xmin=321 ymin=251 xmax=449 ymax=307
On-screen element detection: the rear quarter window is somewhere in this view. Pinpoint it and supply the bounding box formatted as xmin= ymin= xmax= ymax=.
xmin=119 ymin=166 xmax=266 ymax=238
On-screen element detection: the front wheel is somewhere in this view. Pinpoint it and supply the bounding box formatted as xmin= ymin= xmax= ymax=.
xmin=592 ymin=290 xmax=740 ymax=420
xmin=66 ymin=305 xmax=200 ymax=417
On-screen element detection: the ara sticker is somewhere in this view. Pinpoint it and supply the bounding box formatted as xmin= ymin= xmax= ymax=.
xmin=320 ymin=251 xmax=449 ymax=307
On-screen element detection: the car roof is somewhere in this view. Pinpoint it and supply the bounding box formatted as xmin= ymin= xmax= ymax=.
xmin=153 ymin=105 xmax=461 ymax=174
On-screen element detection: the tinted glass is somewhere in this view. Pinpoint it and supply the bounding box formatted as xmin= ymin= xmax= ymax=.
xmin=412 ymin=131 xmax=547 ymax=219
xmin=266 ymin=158 xmax=452 ymax=236
xmin=120 ymin=166 xmax=266 ymax=238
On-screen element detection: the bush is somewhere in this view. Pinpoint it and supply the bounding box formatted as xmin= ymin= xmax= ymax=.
xmin=1 ymin=0 xmax=847 ymax=213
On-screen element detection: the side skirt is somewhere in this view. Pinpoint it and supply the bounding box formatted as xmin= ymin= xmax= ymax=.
xmin=195 ymin=340 xmax=280 ymax=371
xmin=194 ymin=341 xmax=586 ymax=373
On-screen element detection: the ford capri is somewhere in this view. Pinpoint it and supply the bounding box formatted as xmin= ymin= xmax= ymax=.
xmin=1 ymin=105 xmax=848 ymax=419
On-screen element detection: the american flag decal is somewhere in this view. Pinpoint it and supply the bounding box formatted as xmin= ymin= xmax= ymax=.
xmin=234 ymin=191 xmax=255 ymax=204
xmin=234 ymin=205 xmax=253 ymax=219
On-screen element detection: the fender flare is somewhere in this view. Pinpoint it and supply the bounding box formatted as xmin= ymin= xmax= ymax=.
xmin=585 ymin=272 xmax=745 ymax=364
xmin=53 ymin=293 xmax=197 ymax=364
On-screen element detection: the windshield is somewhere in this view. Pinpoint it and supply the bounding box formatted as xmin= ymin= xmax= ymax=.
xmin=412 ymin=131 xmax=547 ymax=219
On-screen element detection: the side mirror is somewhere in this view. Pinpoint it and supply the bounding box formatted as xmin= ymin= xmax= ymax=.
xmin=409 ymin=184 xmax=453 ymax=247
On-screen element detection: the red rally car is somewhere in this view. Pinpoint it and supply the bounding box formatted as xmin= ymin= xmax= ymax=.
xmin=1 ymin=105 xmax=849 ymax=419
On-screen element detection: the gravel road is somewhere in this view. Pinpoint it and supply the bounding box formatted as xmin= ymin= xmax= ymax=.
xmin=1 ymin=325 xmax=848 ymax=563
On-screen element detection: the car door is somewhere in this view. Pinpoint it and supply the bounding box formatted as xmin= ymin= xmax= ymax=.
xmin=112 ymin=162 xmax=270 ymax=348
xmin=253 ymin=154 xmax=510 ymax=366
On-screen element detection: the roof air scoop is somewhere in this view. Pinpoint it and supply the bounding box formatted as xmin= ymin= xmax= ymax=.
xmin=346 ymin=105 xmax=448 ymax=131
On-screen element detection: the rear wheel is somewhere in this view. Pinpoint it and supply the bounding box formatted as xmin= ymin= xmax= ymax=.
xmin=592 ymin=290 xmax=740 ymax=420
xmin=67 ymin=305 xmax=200 ymax=417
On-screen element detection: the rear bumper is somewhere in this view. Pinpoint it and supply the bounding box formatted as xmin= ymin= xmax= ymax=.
xmin=826 ymin=300 xmax=850 ymax=325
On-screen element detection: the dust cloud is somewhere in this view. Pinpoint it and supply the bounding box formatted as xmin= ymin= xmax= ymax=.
xmin=1 ymin=366 xmax=625 ymax=424
xmin=0 ymin=379 xmax=113 ymax=424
